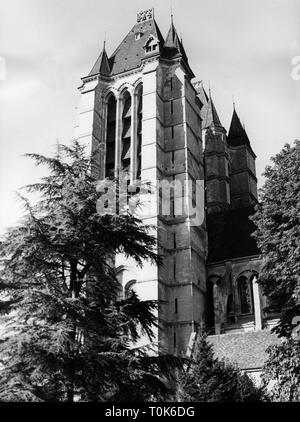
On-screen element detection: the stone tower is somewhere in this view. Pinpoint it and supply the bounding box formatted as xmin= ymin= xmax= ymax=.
xmin=76 ymin=9 xmax=207 ymax=354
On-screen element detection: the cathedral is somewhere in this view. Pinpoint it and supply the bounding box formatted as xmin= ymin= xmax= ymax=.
xmin=75 ymin=9 xmax=280 ymax=381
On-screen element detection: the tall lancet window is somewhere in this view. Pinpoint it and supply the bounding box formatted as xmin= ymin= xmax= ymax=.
xmin=237 ymin=275 xmax=254 ymax=314
xmin=105 ymin=95 xmax=116 ymax=178
xmin=136 ymin=85 xmax=143 ymax=180
xmin=121 ymin=91 xmax=132 ymax=173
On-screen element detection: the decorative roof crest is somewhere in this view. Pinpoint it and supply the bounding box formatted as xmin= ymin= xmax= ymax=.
xmin=137 ymin=8 xmax=154 ymax=23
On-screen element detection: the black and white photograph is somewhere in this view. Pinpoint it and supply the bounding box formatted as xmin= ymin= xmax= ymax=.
xmin=0 ymin=0 xmax=299 ymax=408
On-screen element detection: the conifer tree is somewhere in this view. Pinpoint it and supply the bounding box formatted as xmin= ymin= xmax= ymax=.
xmin=0 ymin=141 xmax=178 ymax=402
xmin=177 ymin=335 xmax=263 ymax=402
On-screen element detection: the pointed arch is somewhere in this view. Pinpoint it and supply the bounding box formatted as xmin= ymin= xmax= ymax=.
xmin=105 ymin=92 xmax=117 ymax=178
xmin=237 ymin=275 xmax=254 ymax=314
xmin=135 ymin=83 xmax=143 ymax=180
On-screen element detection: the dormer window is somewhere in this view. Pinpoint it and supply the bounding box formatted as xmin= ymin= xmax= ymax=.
xmin=143 ymin=35 xmax=159 ymax=54
xmin=135 ymin=32 xmax=143 ymax=40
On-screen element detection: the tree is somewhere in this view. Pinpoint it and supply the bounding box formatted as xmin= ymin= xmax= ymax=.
xmin=177 ymin=335 xmax=263 ymax=402
xmin=0 ymin=141 xmax=179 ymax=402
xmin=251 ymin=140 xmax=300 ymax=338
xmin=251 ymin=140 xmax=300 ymax=401
xmin=262 ymin=338 xmax=300 ymax=402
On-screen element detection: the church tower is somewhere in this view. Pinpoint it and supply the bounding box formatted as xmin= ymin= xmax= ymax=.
xmin=76 ymin=9 xmax=207 ymax=354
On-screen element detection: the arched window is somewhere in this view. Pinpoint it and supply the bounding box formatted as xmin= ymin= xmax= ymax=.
xmin=124 ymin=279 xmax=136 ymax=299
xmin=105 ymin=94 xmax=116 ymax=178
xmin=237 ymin=275 xmax=254 ymax=314
xmin=136 ymin=84 xmax=143 ymax=180
xmin=121 ymin=90 xmax=132 ymax=172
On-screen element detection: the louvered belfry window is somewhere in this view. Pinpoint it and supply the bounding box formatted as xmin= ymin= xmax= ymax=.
xmin=105 ymin=95 xmax=116 ymax=178
xmin=136 ymin=85 xmax=143 ymax=180
xmin=121 ymin=91 xmax=132 ymax=172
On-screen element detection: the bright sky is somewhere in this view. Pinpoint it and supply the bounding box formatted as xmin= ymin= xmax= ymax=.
xmin=0 ymin=0 xmax=299 ymax=235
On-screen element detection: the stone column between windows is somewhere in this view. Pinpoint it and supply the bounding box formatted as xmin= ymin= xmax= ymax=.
xmin=130 ymin=92 xmax=137 ymax=183
xmin=114 ymin=95 xmax=122 ymax=177
xmin=252 ymin=275 xmax=263 ymax=330
xmin=213 ymin=281 xmax=221 ymax=335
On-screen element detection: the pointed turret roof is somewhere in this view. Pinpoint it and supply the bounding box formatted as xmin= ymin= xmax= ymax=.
xmin=202 ymin=93 xmax=223 ymax=129
xmin=163 ymin=18 xmax=193 ymax=77
xmin=164 ymin=19 xmax=182 ymax=55
xmin=227 ymin=108 xmax=251 ymax=147
xmin=88 ymin=42 xmax=111 ymax=77
xmin=197 ymin=84 xmax=223 ymax=130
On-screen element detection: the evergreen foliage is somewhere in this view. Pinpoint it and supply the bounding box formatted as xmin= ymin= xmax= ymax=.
xmin=177 ymin=335 xmax=264 ymax=402
xmin=0 ymin=141 xmax=179 ymax=402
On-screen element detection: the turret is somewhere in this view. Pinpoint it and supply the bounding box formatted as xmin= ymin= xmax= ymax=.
xmin=197 ymin=84 xmax=231 ymax=213
xmin=227 ymin=107 xmax=258 ymax=208
xmin=88 ymin=42 xmax=111 ymax=77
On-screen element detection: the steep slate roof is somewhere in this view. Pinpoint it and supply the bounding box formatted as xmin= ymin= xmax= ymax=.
xmin=227 ymin=108 xmax=251 ymax=147
xmin=87 ymin=14 xmax=195 ymax=78
xmin=89 ymin=43 xmax=111 ymax=77
xmin=207 ymin=206 xmax=260 ymax=263
xmin=108 ymin=18 xmax=164 ymax=76
xmin=208 ymin=330 xmax=281 ymax=370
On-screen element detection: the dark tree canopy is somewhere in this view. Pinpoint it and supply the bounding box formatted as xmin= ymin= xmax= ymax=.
xmin=177 ymin=335 xmax=263 ymax=402
xmin=0 ymin=141 xmax=179 ymax=402
xmin=252 ymin=140 xmax=300 ymax=337
xmin=262 ymin=338 xmax=300 ymax=402
xmin=251 ymin=140 xmax=300 ymax=401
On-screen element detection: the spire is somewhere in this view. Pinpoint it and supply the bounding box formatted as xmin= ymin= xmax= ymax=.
xmin=88 ymin=41 xmax=110 ymax=77
xmin=164 ymin=17 xmax=188 ymax=62
xmin=164 ymin=17 xmax=181 ymax=53
xmin=202 ymin=89 xmax=223 ymax=130
xmin=163 ymin=16 xmax=194 ymax=77
xmin=170 ymin=5 xmax=174 ymax=26
xmin=227 ymin=108 xmax=251 ymax=147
